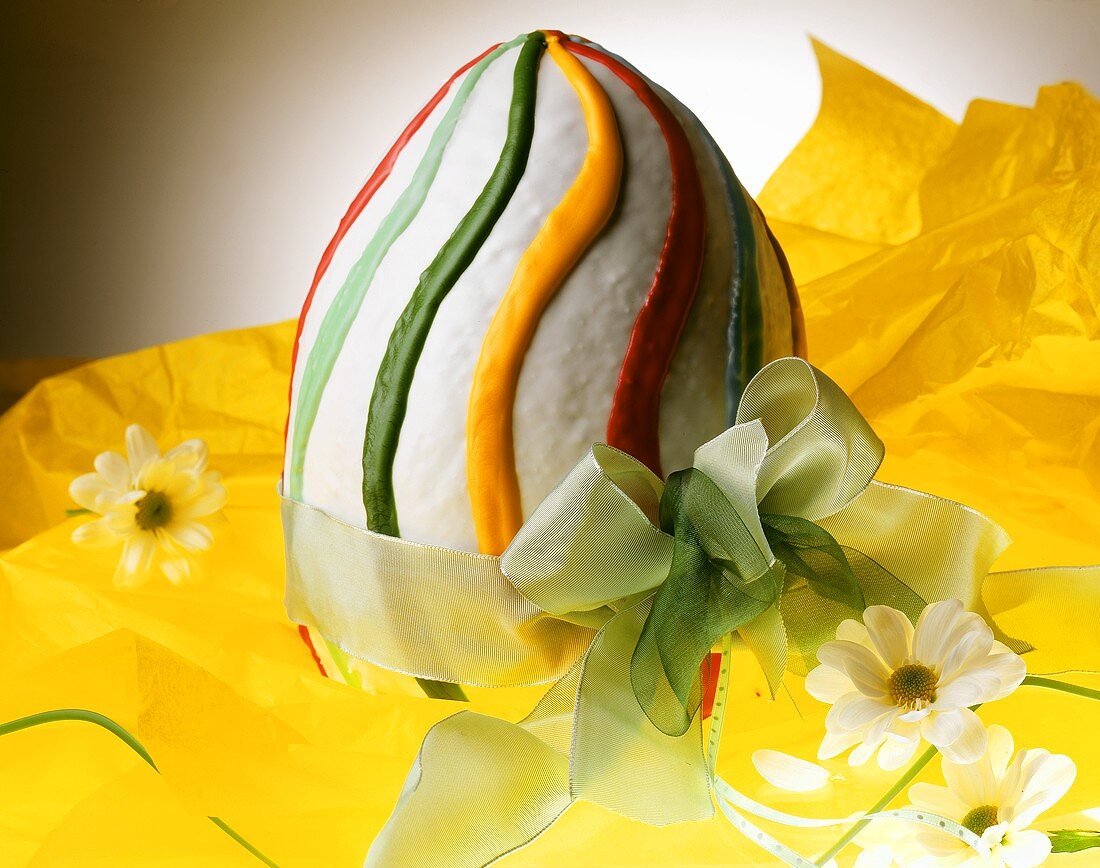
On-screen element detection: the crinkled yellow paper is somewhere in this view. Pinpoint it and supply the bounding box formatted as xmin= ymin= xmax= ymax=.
xmin=1 ymin=42 xmax=1097 ymax=866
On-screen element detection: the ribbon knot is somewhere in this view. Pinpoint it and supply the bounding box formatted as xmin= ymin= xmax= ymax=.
xmin=632 ymin=466 xmax=785 ymax=737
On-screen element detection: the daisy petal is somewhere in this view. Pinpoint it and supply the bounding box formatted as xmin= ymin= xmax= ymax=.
xmin=94 ymin=450 xmax=132 ymax=491
xmin=1000 ymin=829 xmax=1052 ymax=868
xmin=854 ymin=844 xmax=895 ymax=868
xmin=982 ymin=653 xmax=1028 ymax=700
xmin=986 ymin=724 xmax=1015 ymax=779
xmin=863 ymin=606 xmax=914 ymax=670
xmin=818 ymin=728 xmax=863 ymax=760
xmin=915 ymin=828 xmax=969 ymax=859
xmin=913 ymin=599 xmax=964 ymax=666
xmin=805 ymin=663 xmax=855 ymax=704
xmin=836 ymin=618 xmax=872 ymax=646
xmin=69 ymin=473 xmax=110 ymax=511
xmin=160 ymin=557 xmax=192 ymax=585
xmin=1008 ymin=752 xmax=1076 ymax=828
xmin=828 ymin=693 xmax=892 ymax=731
xmin=71 ymin=518 xmax=119 ymax=547
xmin=138 ymin=458 xmax=177 ymax=492
xmin=125 ymin=424 xmax=159 ymax=476
xmin=114 ymin=534 xmax=156 ymax=587
xmin=849 ymin=731 xmax=887 ymax=766
xmin=921 ymin=709 xmax=963 ymax=748
xmin=165 ymin=438 xmax=208 ymax=471
xmin=864 ymin=708 xmax=899 ymax=746
xmin=105 ymin=502 xmax=140 ymax=534
xmin=933 ymin=674 xmax=989 ymax=710
xmin=877 ymin=733 xmax=920 ymax=771
xmin=938 ymin=628 xmax=994 ymax=685
xmin=818 ymin=640 xmax=890 ymax=698
xmin=175 ymin=483 xmax=227 ymax=519
xmin=908 ymin=782 xmax=971 ymax=819
xmin=752 ymin=750 xmax=831 ymax=792
xmin=165 ymin=521 xmax=213 ymax=552
xmin=944 ymin=751 xmax=997 ymax=808
xmin=935 ymin=708 xmax=987 ymax=764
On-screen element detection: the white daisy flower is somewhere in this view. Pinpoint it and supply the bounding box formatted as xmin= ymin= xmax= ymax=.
xmin=806 ymin=600 xmax=1026 ymax=769
xmin=69 ymin=424 xmax=226 ymax=588
xmin=856 ymin=725 xmax=1075 ymax=867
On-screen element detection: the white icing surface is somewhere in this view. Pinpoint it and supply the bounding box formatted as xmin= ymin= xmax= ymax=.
xmin=392 ymin=55 xmax=588 ymax=550
xmin=284 ymin=52 xmax=473 ymax=482
xmin=299 ymin=42 xmax=520 ymax=527
xmin=511 ymin=56 xmax=672 ymax=525
xmin=291 ymin=40 xmax=774 ymax=553
xmin=658 ymin=91 xmax=735 ymax=475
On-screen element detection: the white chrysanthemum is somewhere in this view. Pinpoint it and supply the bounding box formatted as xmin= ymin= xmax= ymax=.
xmin=806 ymin=600 xmax=1026 ymax=769
xmin=69 ymin=424 xmax=226 ymax=587
xmin=855 ymin=725 xmax=1075 ymax=867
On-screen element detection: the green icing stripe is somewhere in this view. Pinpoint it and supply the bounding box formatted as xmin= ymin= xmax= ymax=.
xmin=286 ymin=35 xmax=524 ymax=500
xmin=362 ymin=34 xmax=544 ymax=537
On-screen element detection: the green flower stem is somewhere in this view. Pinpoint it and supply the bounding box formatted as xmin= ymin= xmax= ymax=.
xmin=0 ymin=709 xmax=279 ymax=867
xmin=209 ymin=817 xmax=280 ymax=867
xmin=0 ymin=709 xmax=159 ymax=770
xmin=1023 ymin=674 xmax=1100 ymax=702
xmin=813 ymin=743 xmax=939 ymax=866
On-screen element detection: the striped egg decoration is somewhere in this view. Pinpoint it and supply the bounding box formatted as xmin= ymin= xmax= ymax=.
xmin=285 ymin=31 xmax=805 ymax=690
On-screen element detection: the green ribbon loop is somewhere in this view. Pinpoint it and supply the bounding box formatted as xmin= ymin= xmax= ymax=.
xmin=762 ymin=512 xmax=865 ymax=610
xmin=632 ymin=467 xmax=782 ymax=737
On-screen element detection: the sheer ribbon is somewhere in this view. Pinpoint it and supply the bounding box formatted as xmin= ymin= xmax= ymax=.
xmin=282 ymin=358 xmax=1092 ymax=867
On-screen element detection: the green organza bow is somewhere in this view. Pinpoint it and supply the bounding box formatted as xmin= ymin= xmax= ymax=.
xmin=282 ymin=358 xmax=1015 ymax=867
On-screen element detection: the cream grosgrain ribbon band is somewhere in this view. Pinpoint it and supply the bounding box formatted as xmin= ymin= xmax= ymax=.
xmin=282 ymin=358 xmax=1035 ymax=867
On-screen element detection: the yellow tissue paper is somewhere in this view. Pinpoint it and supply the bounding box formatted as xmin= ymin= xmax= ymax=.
xmin=1 ymin=42 xmax=1098 ymax=866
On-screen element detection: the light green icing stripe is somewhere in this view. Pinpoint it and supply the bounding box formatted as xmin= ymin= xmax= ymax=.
xmin=323 ymin=638 xmax=364 ymax=689
xmin=287 ymin=35 xmax=525 ymax=499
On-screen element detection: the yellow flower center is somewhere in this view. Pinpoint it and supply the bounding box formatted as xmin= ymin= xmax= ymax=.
xmin=888 ymin=663 xmax=937 ymax=709
xmin=962 ymin=804 xmax=1000 ymax=837
xmin=135 ymin=491 xmax=173 ymax=530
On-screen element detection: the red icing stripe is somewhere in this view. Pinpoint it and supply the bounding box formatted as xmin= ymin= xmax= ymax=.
xmin=565 ymin=41 xmax=707 ymax=477
xmin=282 ymin=42 xmax=502 ymax=448
xmin=701 ymin=651 xmax=722 ymax=719
xmin=297 ymin=624 xmax=327 ymax=677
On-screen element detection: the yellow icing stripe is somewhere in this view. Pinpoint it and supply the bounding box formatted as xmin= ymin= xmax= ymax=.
xmin=466 ymin=35 xmax=623 ymax=555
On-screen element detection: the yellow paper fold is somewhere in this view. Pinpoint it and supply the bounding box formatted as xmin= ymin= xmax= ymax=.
xmin=0 ymin=40 xmax=1098 ymax=866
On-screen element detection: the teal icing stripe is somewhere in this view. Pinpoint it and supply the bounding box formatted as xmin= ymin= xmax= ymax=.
xmin=651 ymin=98 xmax=762 ymax=423
xmin=287 ymin=35 xmax=525 ymax=499
xmin=575 ymin=39 xmax=762 ymax=424
xmin=361 ymin=33 xmax=544 ymax=538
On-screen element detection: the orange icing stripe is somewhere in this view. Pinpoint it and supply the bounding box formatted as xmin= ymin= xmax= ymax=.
xmin=466 ymin=34 xmax=623 ymax=555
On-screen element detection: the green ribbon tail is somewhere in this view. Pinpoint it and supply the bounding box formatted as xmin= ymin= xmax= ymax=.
xmin=415 ymin=678 xmax=469 ymax=702
xmin=367 ymin=596 xmax=713 ymax=867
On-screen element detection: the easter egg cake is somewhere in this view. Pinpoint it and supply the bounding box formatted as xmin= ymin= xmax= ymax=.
xmin=283 ymin=30 xmax=805 ymax=691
